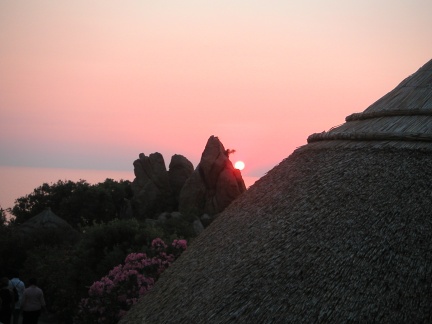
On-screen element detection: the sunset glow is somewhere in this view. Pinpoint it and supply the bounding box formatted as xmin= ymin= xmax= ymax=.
xmin=0 ymin=0 xmax=431 ymax=209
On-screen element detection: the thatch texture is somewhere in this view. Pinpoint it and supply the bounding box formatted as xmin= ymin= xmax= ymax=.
xmin=308 ymin=59 xmax=432 ymax=146
xmin=121 ymin=59 xmax=432 ymax=323
xmin=19 ymin=207 xmax=75 ymax=233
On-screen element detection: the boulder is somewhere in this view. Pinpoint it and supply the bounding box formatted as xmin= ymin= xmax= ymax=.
xmin=131 ymin=152 xmax=174 ymax=218
xmin=171 ymin=211 xmax=183 ymax=219
xmin=177 ymin=170 xmax=206 ymax=216
xmin=192 ymin=219 xmax=205 ymax=236
xmin=179 ymin=136 xmax=246 ymax=218
xmin=154 ymin=211 xmax=205 ymax=237
xmin=168 ymin=154 xmax=194 ymax=207
xmin=157 ymin=212 xmax=171 ymax=222
xmin=199 ymin=213 xmax=213 ymax=227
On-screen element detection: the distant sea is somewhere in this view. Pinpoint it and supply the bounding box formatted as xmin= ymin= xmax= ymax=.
xmin=0 ymin=166 xmax=258 ymax=218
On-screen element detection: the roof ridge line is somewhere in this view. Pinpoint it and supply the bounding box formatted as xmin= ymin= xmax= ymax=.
xmin=307 ymin=131 xmax=432 ymax=143
xmin=346 ymin=108 xmax=432 ymax=121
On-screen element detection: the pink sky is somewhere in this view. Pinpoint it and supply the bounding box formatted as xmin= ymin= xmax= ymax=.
xmin=1 ymin=0 xmax=431 ymax=180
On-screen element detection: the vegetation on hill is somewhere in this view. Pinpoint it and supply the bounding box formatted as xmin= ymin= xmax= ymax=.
xmin=1 ymin=179 xmax=195 ymax=323
xmin=9 ymin=179 xmax=133 ymax=228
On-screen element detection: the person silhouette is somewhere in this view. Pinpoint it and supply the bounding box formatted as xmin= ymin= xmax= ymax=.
xmin=9 ymin=271 xmax=25 ymax=324
xmin=0 ymin=276 xmax=13 ymax=324
xmin=21 ymin=278 xmax=46 ymax=324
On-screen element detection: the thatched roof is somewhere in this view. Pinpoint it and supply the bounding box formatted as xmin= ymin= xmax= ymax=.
xmin=121 ymin=59 xmax=432 ymax=323
xmin=308 ymin=59 xmax=432 ymax=149
xmin=19 ymin=207 xmax=75 ymax=233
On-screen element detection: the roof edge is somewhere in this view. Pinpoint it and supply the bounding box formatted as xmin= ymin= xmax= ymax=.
xmin=307 ymin=131 xmax=432 ymax=143
xmin=346 ymin=108 xmax=432 ymax=121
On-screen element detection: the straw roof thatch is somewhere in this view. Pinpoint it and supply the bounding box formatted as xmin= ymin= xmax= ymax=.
xmin=121 ymin=59 xmax=432 ymax=323
xmin=19 ymin=207 xmax=75 ymax=233
xmin=308 ymin=59 xmax=432 ymax=150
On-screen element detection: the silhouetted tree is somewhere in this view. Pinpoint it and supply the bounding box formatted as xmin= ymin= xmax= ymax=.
xmin=9 ymin=179 xmax=132 ymax=228
xmin=0 ymin=207 xmax=6 ymax=227
xmin=225 ymin=148 xmax=236 ymax=156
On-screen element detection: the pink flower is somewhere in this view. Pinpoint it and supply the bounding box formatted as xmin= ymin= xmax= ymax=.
xmin=78 ymin=237 xmax=187 ymax=324
xmin=172 ymin=239 xmax=187 ymax=250
xmin=151 ymin=238 xmax=167 ymax=250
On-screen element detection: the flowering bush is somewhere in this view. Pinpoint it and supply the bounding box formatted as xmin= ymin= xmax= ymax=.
xmin=77 ymin=238 xmax=187 ymax=323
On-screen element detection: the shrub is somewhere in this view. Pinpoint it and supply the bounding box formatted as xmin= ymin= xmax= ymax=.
xmin=77 ymin=238 xmax=187 ymax=324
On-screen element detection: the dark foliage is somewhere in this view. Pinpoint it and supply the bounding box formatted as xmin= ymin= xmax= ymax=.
xmin=0 ymin=207 xmax=7 ymax=227
xmin=22 ymin=245 xmax=78 ymax=323
xmin=9 ymin=179 xmax=133 ymax=228
xmin=0 ymin=226 xmax=27 ymax=275
xmin=2 ymin=178 xmax=198 ymax=322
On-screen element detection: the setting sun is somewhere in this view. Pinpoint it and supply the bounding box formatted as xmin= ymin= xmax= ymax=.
xmin=234 ymin=161 xmax=245 ymax=170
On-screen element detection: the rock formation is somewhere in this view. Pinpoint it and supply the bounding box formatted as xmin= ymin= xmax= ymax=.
xmin=131 ymin=136 xmax=246 ymax=225
xmin=131 ymin=152 xmax=174 ymax=218
xmin=168 ymin=154 xmax=194 ymax=209
xmin=178 ymin=135 xmax=246 ymax=218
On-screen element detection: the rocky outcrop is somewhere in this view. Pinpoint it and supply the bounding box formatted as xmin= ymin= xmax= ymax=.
xmin=131 ymin=152 xmax=175 ymax=218
xmin=168 ymin=154 xmax=194 ymax=208
xmin=131 ymin=136 xmax=246 ymax=224
xmin=178 ymin=136 xmax=246 ymax=218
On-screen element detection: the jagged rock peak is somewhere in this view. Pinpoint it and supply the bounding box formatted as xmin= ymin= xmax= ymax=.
xmin=178 ymin=135 xmax=246 ymax=217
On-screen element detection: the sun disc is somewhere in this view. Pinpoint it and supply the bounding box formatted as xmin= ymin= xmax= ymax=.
xmin=234 ymin=161 xmax=245 ymax=170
